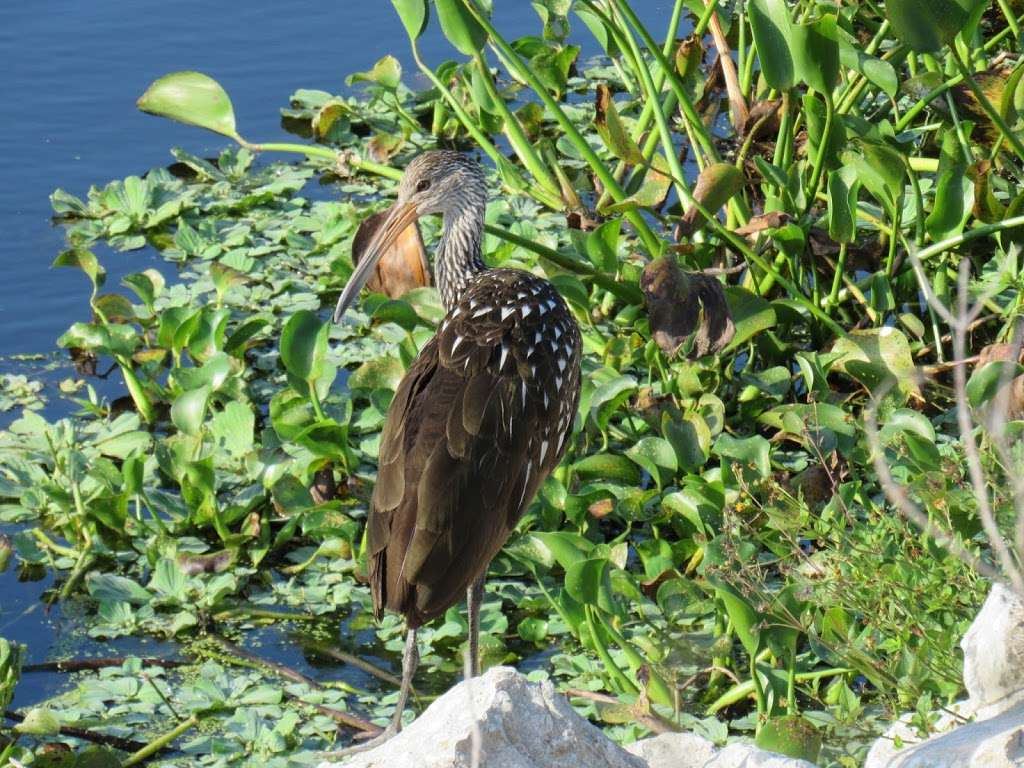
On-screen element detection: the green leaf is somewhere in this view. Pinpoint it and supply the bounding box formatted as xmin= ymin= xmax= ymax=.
xmin=564 ymin=557 xmax=616 ymax=613
xmin=435 ymin=0 xmax=488 ymax=55
xmin=349 ymin=357 xmax=405 ymax=392
xmin=86 ymin=572 xmax=153 ymax=605
xmin=827 ymin=165 xmax=860 ymax=244
xmin=346 ymin=55 xmax=402 ymax=90
xmin=712 ymin=578 xmax=761 ymax=656
xmin=884 ymin=0 xmax=984 ymax=51
xmin=966 ymin=361 xmax=1024 ymax=408
xmin=137 ymin=71 xmax=239 ymax=139
xmin=756 ymin=715 xmax=822 ymax=762
xmin=925 ymin=167 xmax=974 ymax=242
xmin=517 ymin=616 xmax=549 ymax=643
xmin=831 ymin=327 xmax=920 ymax=397
xmin=585 ymin=218 xmax=621 ymax=273
xmin=280 ymin=310 xmax=330 ymax=385
xmin=52 ymin=248 xmax=106 ymax=292
xmin=392 ymin=0 xmax=429 ymax=40
xmin=794 ymin=14 xmax=840 ymax=94
xmin=149 ymin=558 xmax=189 ymax=602
xmin=724 ymin=287 xmax=777 ymax=350
xmin=573 ymin=453 xmax=641 ymax=484
xmin=15 ymin=708 xmax=61 ymax=736
xmin=625 ymin=437 xmax=678 ymax=489
xmin=171 ymin=386 xmax=211 ymax=436
xmin=714 ymin=433 xmax=771 ymax=478
xmin=748 ymin=0 xmax=797 ymax=91
xmin=838 ymin=31 xmax=898 ymax=98
xmin=209 ymin=401 xmax=255 ymax=457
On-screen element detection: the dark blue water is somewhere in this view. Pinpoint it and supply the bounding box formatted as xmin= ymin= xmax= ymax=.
xmin=0 ymin=0 xmax=675 ymax=711
xmin=0 ymin=0 xmax=673 ymax=359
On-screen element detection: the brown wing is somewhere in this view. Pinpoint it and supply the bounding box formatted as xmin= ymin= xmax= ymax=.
xmin=367 ymin=269 xmax=581 ymax=628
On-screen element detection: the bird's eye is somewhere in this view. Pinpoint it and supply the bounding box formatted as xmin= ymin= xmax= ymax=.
xmin=416 ymin=179 xmax=431 ymax=192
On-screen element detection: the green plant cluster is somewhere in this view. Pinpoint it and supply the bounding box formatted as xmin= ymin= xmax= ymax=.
xmin=2 ymin=0 xmax=1023 ymax=766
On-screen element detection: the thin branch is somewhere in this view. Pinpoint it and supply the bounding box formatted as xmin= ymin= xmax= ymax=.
xmin=3 ymin=710 xmax=149 ymax=753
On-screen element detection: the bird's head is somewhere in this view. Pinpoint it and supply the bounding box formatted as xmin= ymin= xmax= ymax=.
xmin=333 ymin=151 xmax=486 ymax=323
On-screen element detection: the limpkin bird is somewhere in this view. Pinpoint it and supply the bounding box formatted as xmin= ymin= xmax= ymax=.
xmin=333 ymin=150 xmax=581 ymax=744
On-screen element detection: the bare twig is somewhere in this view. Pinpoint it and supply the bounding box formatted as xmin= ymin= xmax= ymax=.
xmin=304 ymin=642 xmax=407 ymax=691
xmin=22 ymin=657 xmax=188 ymax=674
xmin=3 ymin=710 xmax=149 ymax=753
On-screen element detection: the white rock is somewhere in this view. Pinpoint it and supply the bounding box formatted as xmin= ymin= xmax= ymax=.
xmin=962 ymin=582 xmax=1024 ymax=718
xmin=864 ymin=700 xmax=1024 ymax=767
xmin=705 ymin=743 xmax=819 ymax=768
xmin=625 ymin=732 xmax=719 ymax=768
xmin=863 ymin=701 xmax=975 ymax=768
xmin=317 ymin=666 xmax=645 ymax=768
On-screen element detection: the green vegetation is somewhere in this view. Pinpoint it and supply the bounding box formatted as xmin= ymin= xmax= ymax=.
xmin=3 ymin=0 xmax=1024 ymax=766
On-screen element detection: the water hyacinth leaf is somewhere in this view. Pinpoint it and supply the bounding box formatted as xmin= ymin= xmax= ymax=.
xmin=391 ymin=0 xmax=429 ymax=40
xmin=435 ymin=0 xmax=487 ymax=55
xmin=171 ymin=385 xmax=211 ymax=436
xmin=564 ymin=557 xmax=616 ymax=613
xmin=831 ymin=327 xmax=920 ymax=397
xmin=585 ymin=218 xmax=621 ymax=273
xmin=723 ymin=287 xmax=777 ymax=350
xmin=925 ymin=167 xmax=974 ymax=241
xmin=845 ymin=143 xmax=905 ymax=214
xmin=573 ymin=453 xmax=641 ymax=484
xmin=748 ymin=0 xmax=797 ymax=91
xmin=794 ymin=14 xmax=840 ymax=94
xmin=884 ymin=0 xmax=984 ymax=51
xmin=280 ymin=310 xmax=330 ymax=386
xmin=838 ymin=31 xmax=898 ymax=98
xmin=756 ymin=715 xmax=823 ymax=762
xmin=678 ymin=163 xmax=745 ymax=237
xmin=714 ymin=433 xmax=771 ymax=478
xmin=594 ymin=84 xmax=643 ymax=164
xmin=827 ymin=166 xmax=860 ymax=244
xmin=517 ymin=616 xmax=549 ymax=643
xmin=625 ymin=436 xmax=677 ymax=489
xmin=966 ymin=361 xmax=1024 ymax=408
xmin=968 ymin=161 xmax=1005 ymax=223
xmin=137 ymin=71 xmax=239 ymax=139
xmin=52 ymin=248 xmax=106 ymax=293
xmin=803 ymin=92 xmax=844 ymax=171
xmin=711 ymin=578 xmax=761 ymax=656
xmin=349 ymin=356 xmax=405 ymax=392
xmin=525 ymin=530 xmax=594 ymax=570
xmin=347 ymin=55 xmax=402 ymax=90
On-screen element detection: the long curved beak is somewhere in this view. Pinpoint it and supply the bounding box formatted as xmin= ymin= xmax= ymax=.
xmin=333 ymin=201 xmax=420 ymax=323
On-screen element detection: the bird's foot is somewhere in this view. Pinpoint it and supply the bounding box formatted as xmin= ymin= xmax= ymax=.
xmin=323 ymin=724 xmax=400 ymax=759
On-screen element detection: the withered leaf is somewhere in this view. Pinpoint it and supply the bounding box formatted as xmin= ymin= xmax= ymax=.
xmin=594 ymin=83 xmax=643 ymax=164
xmin=676 ymin=162 xmax=745 ymax=239
xmin=734 ymin=211 xmax=791 ymax=237
xmin=640 ymin=257 xmax=735 ymax=358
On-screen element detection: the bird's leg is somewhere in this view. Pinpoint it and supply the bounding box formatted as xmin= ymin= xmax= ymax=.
xmin=325 ymin=628 xmax=419 ymax=757
xmin=466 ymin=575 xmax=486 ymax=678
xmin=392 ymin=628 xmax=419 ymax=732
